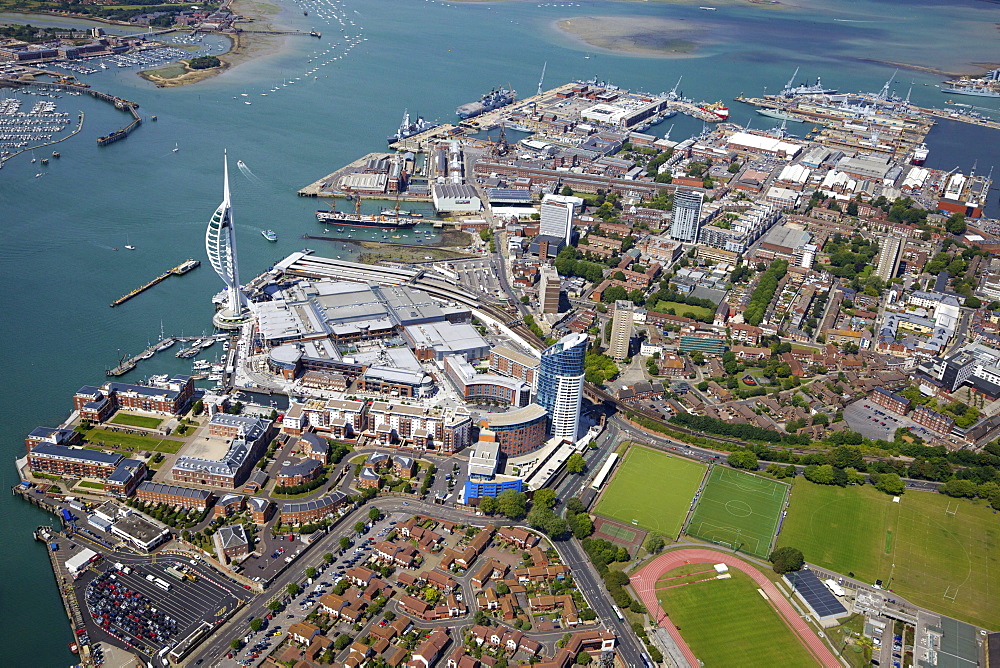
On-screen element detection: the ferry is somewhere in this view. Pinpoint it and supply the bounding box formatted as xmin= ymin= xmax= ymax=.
xmin=262 ymin=229 xmax=278 ymax=242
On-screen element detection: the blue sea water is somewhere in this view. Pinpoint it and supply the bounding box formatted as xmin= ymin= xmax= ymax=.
xmin=1 ymin=0 xmax=998 ymax=663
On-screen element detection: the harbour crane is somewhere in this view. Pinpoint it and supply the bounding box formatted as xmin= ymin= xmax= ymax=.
xmin=782 ymin=66 xmax=800 ymax=92
xmin=668 ymin=76 xmax=683 ymax=100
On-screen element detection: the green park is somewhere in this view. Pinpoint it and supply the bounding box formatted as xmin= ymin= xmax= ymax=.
xmin=777 ymin=478 xmax=1000 ymax=630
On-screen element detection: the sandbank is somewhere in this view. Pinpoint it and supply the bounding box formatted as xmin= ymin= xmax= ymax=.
xmin=555 ymin=16 xmax=712 ymax=58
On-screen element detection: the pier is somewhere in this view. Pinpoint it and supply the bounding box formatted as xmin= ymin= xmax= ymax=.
xmin=915 ymin=106 xmax=1000 ymax=130
xmin=96 ymin=101 xmax=142 ymax=146
xmin=109 ymin=258 xmax=200 ymax=308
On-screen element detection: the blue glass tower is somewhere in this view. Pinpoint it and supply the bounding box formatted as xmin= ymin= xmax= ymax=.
xmin=536 ymin=332 xmax=587 ymax=442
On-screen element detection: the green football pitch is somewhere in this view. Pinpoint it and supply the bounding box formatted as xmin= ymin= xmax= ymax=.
xmin=685 ymin=466 xmax=789 ymax=559
xmin=593 ymin=444 xmax=706 ymax=537
xmin=777 ymin=479 xmax=1000 ymax=630
xmin=656 ymin=568 xmax=818 ymax=667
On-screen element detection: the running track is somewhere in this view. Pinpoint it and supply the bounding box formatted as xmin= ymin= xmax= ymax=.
xmin=630 ymin=549 xmax=839 ymax=668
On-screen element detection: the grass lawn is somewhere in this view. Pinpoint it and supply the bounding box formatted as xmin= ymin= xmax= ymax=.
xmin=652 ymin=301 xmax=713 ymax=320
xmin=76 ymin=480 xmax=105 ymax=490
xmin=593 ymin=444 xmax=706 ymax=537
xmin=656 ymin=567 xmax=818 ymax=667
xmin=685 ymin=466 xmax=788 ymax=558
xmin=83 ymin=428 xmax=183 ymax=454
xmin=109 ymin=413 xmax=164 ymax=429
xmin=777 ymin=479 xmax=1000 ymax=630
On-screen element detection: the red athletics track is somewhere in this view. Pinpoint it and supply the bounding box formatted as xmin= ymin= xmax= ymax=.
xmin=629 ymin=549 xmax=840 ymax=668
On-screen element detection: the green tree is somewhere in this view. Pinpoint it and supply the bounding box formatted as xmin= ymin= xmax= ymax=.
xmin=339 ymin=536 xmax=351 ymax=552
xmin=872 ymin=472 xmax=905 ymax=495
xmin=479 ymin=495 xmax=497 ymax=515
xmin=601 ymin=285 xmax=628 ymax=303
xmin=566 ymin=496 xmax=586 ymax=515
xmin=267 ymin=599 xmax=281 ymax=612
xmin=231 ymin=638 xmax=243 ymax=651
xmin=249 ymin=617 xmax=263 ymax=632
xmin=323 ymin=552 xmax=334 ymax=564
xmin=534 ymin=488 xmax=557 ymax=509
xmin=768 ymin=546 xmax=804 ymax=574
xmin=946 ymin=212 xmax=967 ymax=235
xmin=566 ymin=453 xmax=586 ymax=474
xmin=965 ymin=296 xmax=982 ymax=309
xmin=305 ymin=566 xmax=317 ymax=579
xmin=368 ymin=507 xmax=382 ymax=522
xmin=334 ymin=634 xmax=352 ymax=650
xmin=727 ymin=449 xmax=758 ymax=470
xmin=286 ymin=583 xmax=300 ymax=596
xmin=644 ymin=533 xmax=665 ymax=554
xmin=570 ymin=512 xmax=594 ymax=539
xmin=496 ymin=581 xmax=510 ymax=595
xmin=496 ymin=490 xmax=527 ymax=519
xmin=576 ymin=650 xmax=593 ymax=665
xmin=803 ymin=463 xmax=837 ymax=484
xmin=354 ymin=521 xmax=366 ymax=535
xmin=561 ymin=185 xmax=574 ymax=197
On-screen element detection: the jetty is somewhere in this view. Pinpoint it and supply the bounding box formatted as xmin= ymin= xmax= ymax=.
xmin=109 ymin=258 xmax=200 ymax=308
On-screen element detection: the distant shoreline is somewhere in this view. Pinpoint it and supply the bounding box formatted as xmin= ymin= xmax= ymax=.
xmin=0 ymin=0 xmax=284 ymax=87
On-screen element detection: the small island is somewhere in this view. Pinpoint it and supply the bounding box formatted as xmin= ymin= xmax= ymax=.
xmin=140 ymin=54 xmax=228 ymax=87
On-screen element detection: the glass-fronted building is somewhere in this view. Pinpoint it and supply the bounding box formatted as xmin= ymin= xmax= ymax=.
xmin=536 ymin=332 xmax=587 ymax=442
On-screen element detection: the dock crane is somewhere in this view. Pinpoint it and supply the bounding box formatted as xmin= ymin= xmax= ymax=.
xmin=668 ymin=76 xmax=683 ymax=100
xmin=782 ymin=66 xmax=800 ymax=94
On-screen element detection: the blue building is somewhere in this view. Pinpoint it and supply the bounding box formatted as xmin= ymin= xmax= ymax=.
xmin=536 ymin=332 xmax=587 ymax=442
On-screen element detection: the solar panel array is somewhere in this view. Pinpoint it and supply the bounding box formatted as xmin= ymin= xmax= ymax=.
xmin=786 ymin=569 xmax=847 ymax=618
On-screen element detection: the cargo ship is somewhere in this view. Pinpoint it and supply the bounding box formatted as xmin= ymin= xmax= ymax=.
xmin=698 ymin=101 xmax=730 ymax=120
xmin=387 ymin=110 xmax=439 ymax=143
xmin=910 ymin=143 xmax=928 ymax=166
xmin=316 ymin=199 xmax=418 ymax=229
xmin=940 ymin=85 xmax=1000 ymax=98
xmin=456 ymin=87 xmax=515 ymax=119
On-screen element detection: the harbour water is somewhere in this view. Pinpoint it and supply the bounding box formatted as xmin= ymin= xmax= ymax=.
xmin=2 ymin=0 xmax=999 ymax=664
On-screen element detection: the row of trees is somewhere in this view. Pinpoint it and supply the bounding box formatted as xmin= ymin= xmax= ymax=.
xmin=744 ymin=260 xmax=788 ymax=326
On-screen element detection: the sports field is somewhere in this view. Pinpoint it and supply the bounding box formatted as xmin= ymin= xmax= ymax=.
xmin=685 ymin=466 xmax=788 ymax=558
xmin=655 ymin=567 xmax=818 ymax=667
xmin=593 ymin=445 xmax=706 ymax=537
xmin=777 ymin=479 xmax=1000 ymax=630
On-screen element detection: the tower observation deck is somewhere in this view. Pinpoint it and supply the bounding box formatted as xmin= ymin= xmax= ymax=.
xmin=207 ymin=151 xmax=249 ymax=329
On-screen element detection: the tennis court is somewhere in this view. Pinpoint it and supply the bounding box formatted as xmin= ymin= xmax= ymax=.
xmin=684 ymin=466 xmax=789 ymax=558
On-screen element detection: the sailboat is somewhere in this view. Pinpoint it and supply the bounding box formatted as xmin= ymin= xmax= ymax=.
xmin=125 ymin=233 xmax=136 ymax=250
xmin=172 ymin=142 xmax=179 ymax=152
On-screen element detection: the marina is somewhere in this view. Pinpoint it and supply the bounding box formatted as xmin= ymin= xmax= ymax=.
xmin=105 ymin=332 xmax=229 ymax=376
